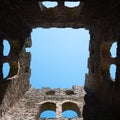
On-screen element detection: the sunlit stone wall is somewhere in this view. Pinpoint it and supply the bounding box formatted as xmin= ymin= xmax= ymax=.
xmin=2 ymin=86 xmax=85 ymax=120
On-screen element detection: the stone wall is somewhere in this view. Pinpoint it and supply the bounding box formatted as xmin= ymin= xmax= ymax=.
xmin=85 ymin=24 xmax=120 ymax=112
xmin=0 ymin=37 xmax=31 ymax=117
xmin=1 ymin=1 xmax=120 ymax=119
xmin=1 ymin=86 xmax=85 ymax=120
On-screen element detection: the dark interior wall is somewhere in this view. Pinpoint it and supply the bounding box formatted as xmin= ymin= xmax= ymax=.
xmin=85 ymin=23 xmax=120 ymax=113
xmin=0 ymin=36 xmax=31 ymax=116
xmin=0 ymin=1 xmax=32 ymax=116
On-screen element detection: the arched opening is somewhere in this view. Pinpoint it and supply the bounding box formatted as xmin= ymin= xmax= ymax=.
xmin=64 ymin=2 xmax=80 ymax=8
xmin=62 ymin=110 xmax=78 ymax=118
xmin=62 ymin=102 xmax=80 ymax=117
xmin=39 ymin=102 xmax=56 ymax=118
xmin=30 ymin=28 xmax=90 ymax=89
xmin=40 ymin=110 xmax=56 ymax=118
xmin=110 ymin=42 xmax=117 ymax=58
xmin=3 ymin=39 xmax=10 ymax=56
xmin=42 ymin=2 xmax=58 ymax=8
xmin=3 ymin=62 xmax=10 ymax=79
xmin=110 ymin=64 xmax=116 ymax=81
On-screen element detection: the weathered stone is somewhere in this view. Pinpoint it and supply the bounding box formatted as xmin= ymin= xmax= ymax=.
xmin=0 ymin=1 xmax=120 ymax=120
xmin=1 ymin=86 xmax=85 ymax=120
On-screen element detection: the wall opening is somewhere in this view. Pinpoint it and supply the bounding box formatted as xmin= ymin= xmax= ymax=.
xmin=29 ymin=28 xmax=89 ymax=89
xmin=110 ymin=42 xmax=117 ymax=58
xmin=62 ymin=102 xmax=81 ymax=117
xmin=3 ymin=62 xmax=10 ymax=79
xmin=42 ymin=2 xmax=58 ymax=8
xmin=65 ymin=2 xmax=80 ymax=7
xmin=40 ymin=1 xmax=80 ymax=8
xmin=62 ymin=110 xmax=78 ymax=118
xmin=110 ymin=64 xmax=116 ymax=81
xmin=40 ymin=110 xmax=56 ymax=118
xmin=3 ymin=39 xmax=10 ymax=56
xmin=39 ymin=102 xmax=56 ymax=118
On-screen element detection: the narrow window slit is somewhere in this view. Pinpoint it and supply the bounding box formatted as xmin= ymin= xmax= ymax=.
xmin=3 ymin=39 xmax=10 ymax=56
xmin=110 ymin=42 xmax=117 ymax=58
xmin=64 ymin=2 xmax=80 ymax=8
xmin=42 ymin=2 xmax=58 ymax=8
xmin=110 ymin=64 xmax=116 ymax=81
xmin=3 ymin=62 xmax=10 ymax=79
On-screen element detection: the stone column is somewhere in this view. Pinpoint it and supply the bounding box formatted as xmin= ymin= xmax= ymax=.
xmin=56 ymin=102 xmax=62 ymax=118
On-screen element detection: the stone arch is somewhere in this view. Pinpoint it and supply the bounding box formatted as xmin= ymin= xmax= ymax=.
xmin=110 ymin=64 xmax=116 ymax=81
xmin=39 ymin=102 xmax=56 ymax=117
xmin=62 ymin=101 xmax=81 ymax=117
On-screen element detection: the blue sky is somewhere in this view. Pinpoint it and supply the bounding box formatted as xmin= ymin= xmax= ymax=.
xmin=29 ymin=28 xmax=89 ymax=89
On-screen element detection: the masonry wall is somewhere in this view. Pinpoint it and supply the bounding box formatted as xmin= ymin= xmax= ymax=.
xmin=0 ymin=37 xmax=31 ymax=117
xmin=1 ymin=86 xmax=85 ymax=120
xmin=85 ymin=24 xmax=120 ymax=114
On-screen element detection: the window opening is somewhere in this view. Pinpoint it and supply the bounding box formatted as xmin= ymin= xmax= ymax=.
xmin=30 ymin=28 xmax=89 ymax=89
xmin=39 ymin=102 xmax=56 ymax=119
xmin=62 ymin=110 xmax=78 ymax=118
xmin=64 ymin=2 xmax=80 ymax=8
xmin=3 ymin=62 xmax=10 ymax=79
xmin=62 ymin=102 xmax=80 ymax=117
xmin=3 ymin=39 xmax=10 ymax=56
xmin=40 ymin=110 xmax=56 ymax=118
xmin=110 ymin=64 xmax=116 ymax=81
xmin=110 ymin=42 xmax=117 ymax=58
xmin=42 ymin=2 xmax=58 ymax=8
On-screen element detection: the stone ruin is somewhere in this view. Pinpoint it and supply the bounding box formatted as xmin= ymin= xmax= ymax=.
xmin=0 ymin=0 xmax=120 ymax=120
xmin=2 ymin=86 xmax=85 ymax=120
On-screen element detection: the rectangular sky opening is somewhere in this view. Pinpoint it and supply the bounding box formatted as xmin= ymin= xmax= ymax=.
xmin=29 ymin=28 xmax=90 ymax=89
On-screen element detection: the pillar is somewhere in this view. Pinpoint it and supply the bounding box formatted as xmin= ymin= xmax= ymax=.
xmin=56 ymin=102 xmax=62 ymax=118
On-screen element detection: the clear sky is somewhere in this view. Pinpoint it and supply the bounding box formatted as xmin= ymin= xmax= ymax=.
xmin=29 ymin=28 xmax=90 ymax=89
